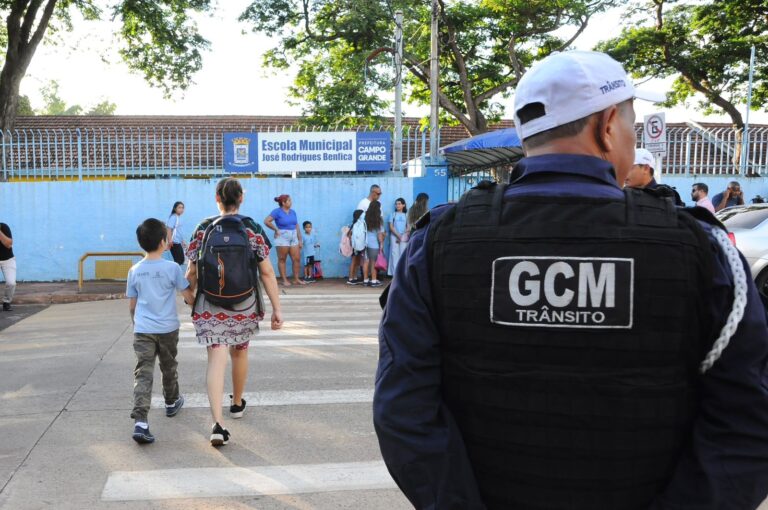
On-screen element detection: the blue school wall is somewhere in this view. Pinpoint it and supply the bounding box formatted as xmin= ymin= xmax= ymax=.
xmin=1 ymin=177 xmax=414 ymax=281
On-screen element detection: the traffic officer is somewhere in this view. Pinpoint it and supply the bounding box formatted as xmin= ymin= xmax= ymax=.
xmin=373 ymin=50 xmax=768 ymax=510
xmin=625 ymin=147 xmax=684 ymax=205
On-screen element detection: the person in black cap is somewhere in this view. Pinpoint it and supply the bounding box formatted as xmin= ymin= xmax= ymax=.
xmin=374 ymin=50 xmax=768 ymax=509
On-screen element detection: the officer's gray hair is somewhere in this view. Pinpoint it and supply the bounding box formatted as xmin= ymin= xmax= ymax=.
xmin=521 ymin=100 xmax=633 ymax=151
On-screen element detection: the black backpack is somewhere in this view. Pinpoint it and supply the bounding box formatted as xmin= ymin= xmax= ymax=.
xmin=197 ymin=215 xmax=261 ymax=311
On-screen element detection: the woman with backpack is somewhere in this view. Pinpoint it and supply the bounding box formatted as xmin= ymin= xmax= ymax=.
xmin=185 ymin=177 xmax=283 ymax=447
xmin=264 ymin=194 xmax=306 ymax=286
xmin=362 ymin=201 xmax=386 ymax=287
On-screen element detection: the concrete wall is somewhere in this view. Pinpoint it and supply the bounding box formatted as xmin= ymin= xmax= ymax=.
xmin=1 ymin=177 xmax=413 ymax=281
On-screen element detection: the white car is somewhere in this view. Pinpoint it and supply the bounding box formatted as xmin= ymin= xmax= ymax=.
xmin=716 ymin=204 xmax=768 ymax=294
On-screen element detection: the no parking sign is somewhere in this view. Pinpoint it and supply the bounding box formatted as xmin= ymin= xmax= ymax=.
xmin=643 ymin=113 xmax=667 ymax=156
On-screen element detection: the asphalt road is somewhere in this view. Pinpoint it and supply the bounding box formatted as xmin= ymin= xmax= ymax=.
xmin=0 ymin=290 xmax=409 ymax=509
xmin=0 ymin=304 xmax=48 ymax=332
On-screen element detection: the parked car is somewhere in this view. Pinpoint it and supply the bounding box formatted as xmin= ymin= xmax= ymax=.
xmin=716 ymin=204 xmax=768 ymax=296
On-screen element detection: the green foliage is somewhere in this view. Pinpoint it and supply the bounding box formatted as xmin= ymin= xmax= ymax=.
xmin=17 ymin=95 xmax=33 ymax=116
xmin=35 ymin=80 xmax=116 ymax=115
xmin=86 ymin=99 xmax=117 ymax=115
xmin=597 ymin=0 xmax=767 ymax=127
xmin=241 ymin=0 xmax=616 ymax=132
xmin=115 ymin=0 xmax=212 ymax=96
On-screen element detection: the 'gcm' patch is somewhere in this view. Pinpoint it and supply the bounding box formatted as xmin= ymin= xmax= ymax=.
xmin=490 ymin=256 xmax=634 ymax=329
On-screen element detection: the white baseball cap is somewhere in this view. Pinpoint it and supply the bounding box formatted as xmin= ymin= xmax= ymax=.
xmin=513 ymin=50 xmax=665 ymax=141
xmin=633 ymin=147 xmax=655 ymax=167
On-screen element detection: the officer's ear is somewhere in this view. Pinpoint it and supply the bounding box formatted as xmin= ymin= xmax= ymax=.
xmin=594 ymin=100 xmax=634 ymax=154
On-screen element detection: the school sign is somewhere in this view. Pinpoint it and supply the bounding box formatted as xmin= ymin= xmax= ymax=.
xmin=223 ymin=131 xmax=391 ymax=173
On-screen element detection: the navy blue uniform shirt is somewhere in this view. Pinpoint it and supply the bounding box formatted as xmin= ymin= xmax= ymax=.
xmin=374 ymin=154 xmax=768 ymax=510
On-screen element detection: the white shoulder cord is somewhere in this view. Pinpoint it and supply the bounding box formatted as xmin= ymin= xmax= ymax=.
xmin=700 ymin=228 xmax=749 ymax=373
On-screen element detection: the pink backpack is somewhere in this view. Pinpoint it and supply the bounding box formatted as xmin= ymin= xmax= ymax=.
xmin=339 ymin=226 xmax=353 ymax=257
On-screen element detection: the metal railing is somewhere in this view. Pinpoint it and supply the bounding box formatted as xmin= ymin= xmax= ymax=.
xmin=2 ymin=124 xmax=766 ymax=181
xmin=78 ymin=251 xmax=144 ymax=290
xmin=636 ymin=125 xmax=768 ymax=176
xmin=0 ymin=125 xmax=434 ymax=181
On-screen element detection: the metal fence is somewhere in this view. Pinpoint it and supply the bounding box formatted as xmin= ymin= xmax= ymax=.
xmin=648 ymin=125 xmax=768 ymax=176
xmin=0 ymin=125 xmax=434 ymax=181
xmin=2 ymin=123 xmax=767 ymax=181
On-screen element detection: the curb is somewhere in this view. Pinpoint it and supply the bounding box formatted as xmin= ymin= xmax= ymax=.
xmin=13 ymin=293 xmax=127 ymax=305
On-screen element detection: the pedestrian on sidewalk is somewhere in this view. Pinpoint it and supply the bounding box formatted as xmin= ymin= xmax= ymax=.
xmin=127 ymin=218 xmax=194 ymax=444
xmin=186 ymin=177 xmax=283 ymax=447
xmin=691 ymin=182 xmax=716 ymax=213
xmin=713 ymin=181 xmax=746 ymax=211
xmin=166 ymin=201 xmax=186 ymax=265
xmin=0 ymin=221 xmax=15 ymax=311
xmin=348 ymin=185 xmax=382 ymax=285
xmin=363 ymin=201 xmax=385 ymax=287
xmin=264 ymin=194 xmax=306 ymax=286
xmin=388 ymin=198 xmax=408 ymax=277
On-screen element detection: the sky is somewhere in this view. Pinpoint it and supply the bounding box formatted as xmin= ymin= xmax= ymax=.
xmin=20 ymin=1 xmax=767 ymax=127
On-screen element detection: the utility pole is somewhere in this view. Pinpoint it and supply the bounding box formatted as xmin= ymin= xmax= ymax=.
xmin=741 ymin=45 xmax=756 ymax=175
xmin=394 ymin=10 xmax=403 ymax=174
xmin=429 ymin=0 xmax=439 ymax=161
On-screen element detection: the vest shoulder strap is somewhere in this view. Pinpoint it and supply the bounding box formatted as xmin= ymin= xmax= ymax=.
xmin=679 ymin=206 xmax=727 ymax=232
xmin=454 ymin=180 xmax=506 ymax=229
xmin=624 ymin=187 xmax=677 ymax=227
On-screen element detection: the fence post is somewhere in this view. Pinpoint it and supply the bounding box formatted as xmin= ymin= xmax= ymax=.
xmin=76 ymin=128 xmax=83 ymax=181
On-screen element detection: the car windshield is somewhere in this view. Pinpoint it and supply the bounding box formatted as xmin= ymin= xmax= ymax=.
xmin=719 ymin=206 xmax=768 ymax=229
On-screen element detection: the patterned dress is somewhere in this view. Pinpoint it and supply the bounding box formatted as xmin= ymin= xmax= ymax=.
xmin=186 ymin=216 xmax=271 ymax=346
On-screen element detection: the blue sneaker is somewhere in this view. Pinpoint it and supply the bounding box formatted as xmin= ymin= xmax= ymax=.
xmin=132 ymin=424 xmax=155 ymax=444
xmin=165 ymin=395 xmax=184 ymax=417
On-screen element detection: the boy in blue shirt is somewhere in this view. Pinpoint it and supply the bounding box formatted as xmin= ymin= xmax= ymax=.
xmin=301 ymin=221 xmax=319 ymax=282
xmin=127 ymin=218 xmax=194 ymax=444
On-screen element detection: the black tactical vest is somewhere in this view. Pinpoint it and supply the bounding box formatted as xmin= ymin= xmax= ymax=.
xmin=428 ymin=184 xmax=716 ymax=510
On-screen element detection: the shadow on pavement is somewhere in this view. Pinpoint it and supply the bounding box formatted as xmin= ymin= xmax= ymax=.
xmin=0 ymin=304 xmax=49 ymax=332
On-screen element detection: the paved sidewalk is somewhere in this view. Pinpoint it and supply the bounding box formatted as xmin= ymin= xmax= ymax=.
xmin=11 ymin=278 xmax=384 ymax=305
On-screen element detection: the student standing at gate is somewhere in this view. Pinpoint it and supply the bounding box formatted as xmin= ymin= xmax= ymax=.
xmin=186 ymin=177 xmax=282 ymax=446
xmin=388 ymin=198 xmax=408 ymax=276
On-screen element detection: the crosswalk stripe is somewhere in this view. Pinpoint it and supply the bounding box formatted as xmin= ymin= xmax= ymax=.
xmin=179 ymin=328 xmax=376 ymax=340
xmin=179 ymin=337 xmax=377 ymax=348
xmin=151 ymin=389 xmax=373 ymax=409
xmin=179 ymin=319 xmax=380 ymax=329
xmin=101 ymin=461 xmax=395 ymax=501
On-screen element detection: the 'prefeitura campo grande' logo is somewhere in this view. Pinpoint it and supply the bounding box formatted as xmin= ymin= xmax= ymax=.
xmin=490 ymin=256 xmax=634 ymax=329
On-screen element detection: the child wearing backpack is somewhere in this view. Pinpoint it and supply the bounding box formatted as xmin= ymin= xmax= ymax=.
xmin=185 ymin=178 xmax=283 ymax=447
xmin=127 ymin=218 xmax=194 ymax=444
xmin=362 ymin=201 xmax=386 ymax=287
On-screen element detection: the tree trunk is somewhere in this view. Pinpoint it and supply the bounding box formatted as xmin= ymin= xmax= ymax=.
xmin=0 ymin=59 xmax=25 ymax=132
xmin=0 ymin=0 xmax=59 ymax=131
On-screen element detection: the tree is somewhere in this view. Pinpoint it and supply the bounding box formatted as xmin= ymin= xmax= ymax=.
xmin=34 ymin=79 xmax=116 ymax=115
xmin=0 ymin=0 xmax=212 ymax=130
xmin=241 ymin=0 xmax=617 ymax=135
xmin=597 ymin=0 xmax=767 ymax=131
